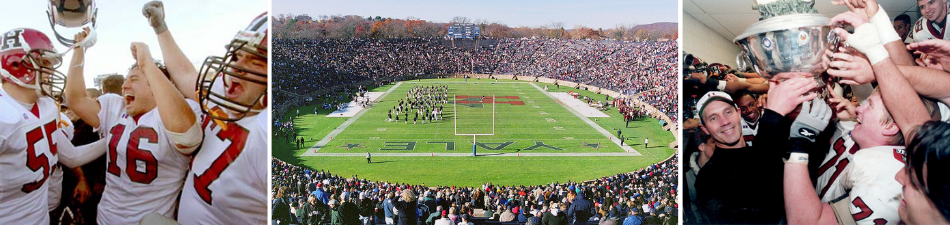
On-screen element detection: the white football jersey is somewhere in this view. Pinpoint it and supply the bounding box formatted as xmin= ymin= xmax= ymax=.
xmin=816 ymin=120 xmax=859 ymax=202
xmin=840 ymin=146 xmax=906 ymax=225
xmin=178 ymin=102 xmax=268 ymax=224
xmin=906 ymin=2 xmax=950 ymax=43
xmin=94 ymin=94 xmax=196 ymax=224
xmin=0 ymin=89 xmax=60 ymax=224
xmin=740 ymin=117 xmax=759 ymax=147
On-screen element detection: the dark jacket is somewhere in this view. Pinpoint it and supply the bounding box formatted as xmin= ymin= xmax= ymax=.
xmin=298 ymin=201 xmax=329 ymax=225
xmin=693 ymin=109 xmax=789 ymax=224
xmin=331 ymin=207 xmax=344 ymax=225
xmin=542 ymin=212 xmax=568 ymax=225
xmin=567 ymin=192 xmax=594 ymax=225
xmin=359 ymin=198 xmax=375 ymax=217
xmin=340 ymin=201 xmax=361 ymax=225
xmin=272 ymin=197 xmax=293 ymax=225
xmin=395 ymin=199 xmax=418 ymax=225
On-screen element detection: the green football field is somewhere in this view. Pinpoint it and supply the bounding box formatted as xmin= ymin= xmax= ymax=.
xmin=273 ymin=78 xmax=675 ymax=187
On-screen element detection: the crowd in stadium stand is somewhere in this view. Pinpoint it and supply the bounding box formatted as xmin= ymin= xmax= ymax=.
xmin=270 ymin=154 xmax=678 ymax=225
xmin=273 ymin=38 xmax=678 ymax=125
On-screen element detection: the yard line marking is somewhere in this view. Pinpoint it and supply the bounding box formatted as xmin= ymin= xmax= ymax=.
xmin=305 ymin=82 xmax=404 ymax=154
xmin=529 ymin=83 xmax=642 ymax=156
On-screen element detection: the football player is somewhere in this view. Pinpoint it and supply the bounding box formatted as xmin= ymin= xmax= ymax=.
xmin=732 ymin=90 xmax=761 ymax=146
xmin=61 ymin=27 xmax=200 ymax=224
xmin=0 ymin=28 xmax=105 ymax=224
xmin=905 ymin=0 xmax=950 ymax=43
xmin=141 ymin=1 xmax=268 ymax=223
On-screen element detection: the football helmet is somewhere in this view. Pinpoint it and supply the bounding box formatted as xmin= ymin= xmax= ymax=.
xmin=47 ymin=0 xmax=98 ymax=46
xmin=197 ymin=12 xmax=268 ymax=121
xmin=0 ymin=28 xmax=65 ymax=100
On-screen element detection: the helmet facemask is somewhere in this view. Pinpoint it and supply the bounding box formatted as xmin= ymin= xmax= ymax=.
xmin=197 ymin=30 xmax=267 ymax=122
xmin=1 ymin=48 xmax=65 ymax=101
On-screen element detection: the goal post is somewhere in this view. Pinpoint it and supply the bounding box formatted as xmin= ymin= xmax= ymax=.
xmin=454 ymin=94 xmax=495 ymax=156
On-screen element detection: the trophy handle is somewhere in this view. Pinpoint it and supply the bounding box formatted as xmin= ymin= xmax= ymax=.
xmin=736 ymin=51 xmax=749 ymax=71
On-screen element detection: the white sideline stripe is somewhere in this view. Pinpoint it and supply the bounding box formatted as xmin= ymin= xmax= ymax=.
xmin=307 ymin=153 xmax=640 ymax=157
xmin=325 ymin=92 xmax=386 ymax=117
xmin=529 ymin=83 xmax=642 ymax=156
xmin=304 ymin=82 xmax=403 ymax=154
xmin=549 ymin=92 xmax=610 ymax=117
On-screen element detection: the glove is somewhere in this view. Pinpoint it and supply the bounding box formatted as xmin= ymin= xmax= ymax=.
xmin=785 ymin=99 xmax=831 ymax=164
xmin=790 ymin=99 xmax=832 ymax=142
xmin=142 ymin=1 xmax=167 ymax=34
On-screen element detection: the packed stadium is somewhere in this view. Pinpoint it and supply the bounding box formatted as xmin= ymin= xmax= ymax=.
xmin=270 ymin=2 xmax=680 ymax=224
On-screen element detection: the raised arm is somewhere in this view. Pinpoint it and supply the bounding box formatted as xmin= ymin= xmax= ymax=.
xmin=131 ymin=42 xmax=201 ymax=154
xmin=63 ymin=28 xmax=101 ymax=127
xmin=143 ymin=1 xmax=199 ymax=99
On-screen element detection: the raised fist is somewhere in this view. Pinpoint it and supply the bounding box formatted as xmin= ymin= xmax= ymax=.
xmin=142 ymin=1 xmax=167 ymax=34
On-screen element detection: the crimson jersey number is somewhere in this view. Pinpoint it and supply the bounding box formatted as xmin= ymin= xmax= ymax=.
xmin=194 ymin=122 xmax=250 ymax=204
xmin=107 ymin=124 xmax=159 ymax=184
xmin=22 ymin=121 xmax=58 ymax=193
xmin=816 ymin=137 xmax=857 ymax=198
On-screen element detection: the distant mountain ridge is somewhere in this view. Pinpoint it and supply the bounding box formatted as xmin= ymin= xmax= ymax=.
xmin=633 ymin=22 xmax=677 ymax=33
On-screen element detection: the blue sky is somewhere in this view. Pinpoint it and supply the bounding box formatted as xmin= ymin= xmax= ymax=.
xmin=0 ymin=0 xmax=267 ymax=88
xmin=273 ymin=0 xmax=677 ymax=29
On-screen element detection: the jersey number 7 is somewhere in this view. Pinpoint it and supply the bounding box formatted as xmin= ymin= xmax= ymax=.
xmin=194 ymin=122 xmax=249 ymax=205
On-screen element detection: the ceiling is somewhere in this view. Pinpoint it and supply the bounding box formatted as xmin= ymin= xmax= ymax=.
xmin=685 ymin=0 xmax=921 ymax=41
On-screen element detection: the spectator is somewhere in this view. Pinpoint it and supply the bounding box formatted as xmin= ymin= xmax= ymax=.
xmin=622 ymin=209 xmax=642 ymax=225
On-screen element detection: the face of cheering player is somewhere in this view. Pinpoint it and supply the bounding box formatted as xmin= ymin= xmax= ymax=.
xmin=735 ymin=94 xmax=761 ymax=123
xmin=920 ymin=0 xmax=949 ymax=23
xmin=896 ymin=166 xmax=947 ymax=224
xmin=700 ymin=100 xmax=745 ymax=149
xmin=223 ymin=50 xmax=267 ymax=114
xmin=121 ymin=67 xmax=157 ymax=117
xmin=851 ymin=92 xmax=899 ymax=147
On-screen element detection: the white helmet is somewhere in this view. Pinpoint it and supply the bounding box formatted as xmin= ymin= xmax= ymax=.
xmin=47 ymin=0 xmax=98 ymax=46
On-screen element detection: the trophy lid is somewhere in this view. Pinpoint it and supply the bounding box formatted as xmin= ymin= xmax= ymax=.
xmin=733 ymin=13 xmax=830 ymax=43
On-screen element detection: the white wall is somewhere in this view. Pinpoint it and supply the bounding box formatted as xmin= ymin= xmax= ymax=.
xmin=682 ymin=12 xmax=742 ymax=69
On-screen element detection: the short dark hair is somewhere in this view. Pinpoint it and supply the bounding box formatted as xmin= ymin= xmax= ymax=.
xmin=908 ymin=121 xmax=950 ymax=221
xmin=895 ymin=14 xmax=912 ymax=24
xmin=100 ymin=74 xmax=124 ymax=94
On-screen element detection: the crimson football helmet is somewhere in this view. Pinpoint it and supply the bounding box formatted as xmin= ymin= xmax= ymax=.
xmin=0 ymin=28 xmax=65 ymax=100
xmin=197 ymin=12 xmax=268 ymax=121
xmin=47 ymin=0 xmax=98 ymax=46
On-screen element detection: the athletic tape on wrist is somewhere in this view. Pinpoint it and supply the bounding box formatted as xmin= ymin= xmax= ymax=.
xmin=870 ymin=6 xmax=901 ymax=43
xmin=785 ymin=152 xmax=810 ymax=165
xmin=848 ymin=25 xmax=889 ymax=65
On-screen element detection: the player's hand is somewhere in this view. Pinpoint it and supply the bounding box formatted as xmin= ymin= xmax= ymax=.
xmin=72 ymin=28 xmax=88 ymax=47
xmin=826 ymin=85 xmax=857 ymax=120
xmin=73 ymin=178 xmax=91 ymax=204
xmin=130 ymin=42 xmax=154 ymax=67
xmin=142 ymin=1 xmax=167 ymax=34
xmin=790 ymin=98 xmax=833 ymax=142
xmin=71 ymin=26 xmax=96 ymax=50
xmin=831 ymin=11 xmax=871 ymax=31
xmin=724 ymin=73 xmax=740 ymax=82
xmin=757 ymin=94 xmax=768 ymax=109
xmin=766 ymin=76 xmax=818 ymax=116
xmin=908 ymin=39 xmax=950 ymax=72
xmin=832 ymin=0 xmax=878 ymax=19
xmin=828 ymin=47 xmax=876 ymax=85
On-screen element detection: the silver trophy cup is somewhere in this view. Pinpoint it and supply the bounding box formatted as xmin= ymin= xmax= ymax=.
xmin=734 ymin=14 xmax=840 ymax=82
